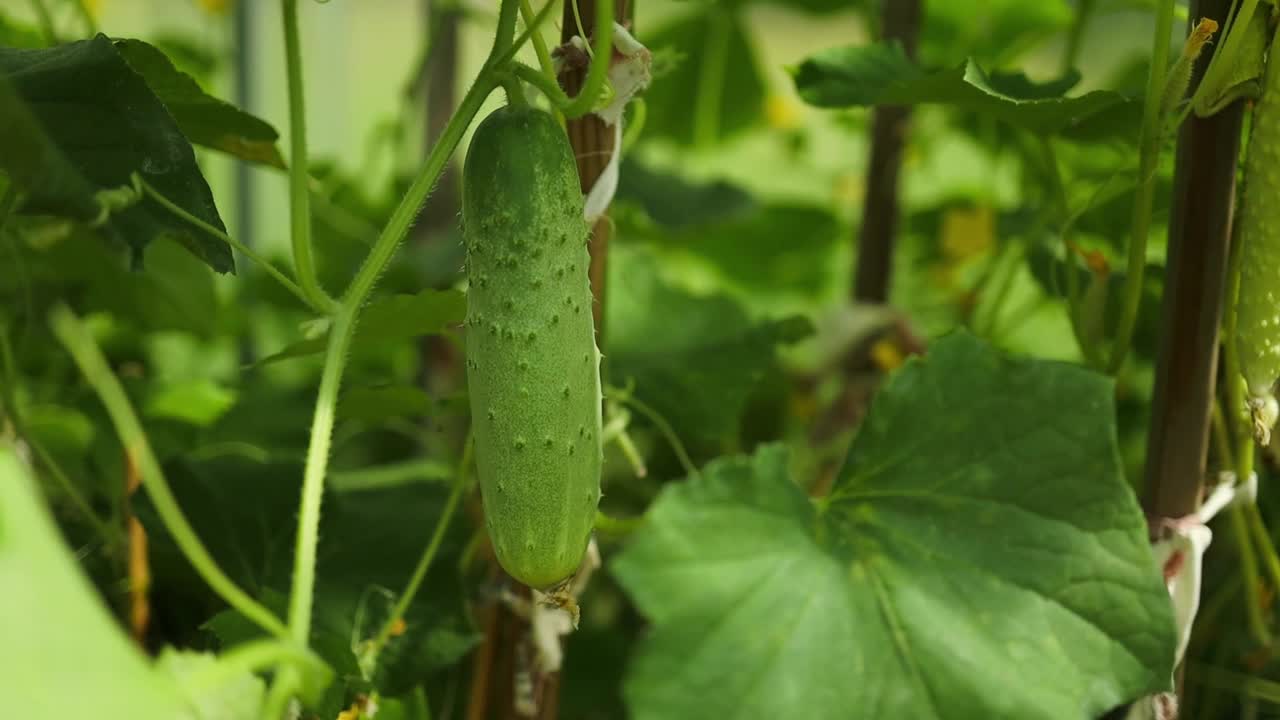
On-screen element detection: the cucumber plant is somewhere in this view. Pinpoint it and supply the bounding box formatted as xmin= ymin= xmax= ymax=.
xmin=5 ymin=0 xmax=1261 ymax=718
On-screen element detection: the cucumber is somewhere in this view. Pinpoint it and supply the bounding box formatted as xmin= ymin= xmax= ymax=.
xmin=1237 ymin=22 xmax=1280 ymax=445
xmin=462 ymin=104 xmax=602 ymax=590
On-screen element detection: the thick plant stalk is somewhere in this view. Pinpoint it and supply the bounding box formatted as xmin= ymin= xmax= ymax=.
xmin=1143 ymin=0 xmax=1244 ymax=523
xmin=852 ymin=0 xmax=922 ymax=303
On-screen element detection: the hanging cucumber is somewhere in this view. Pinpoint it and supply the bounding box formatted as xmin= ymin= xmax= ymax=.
xmin=462 ymin=104 xmax=602 ymax=591
xmin=1236 ymin=19 xmax=1280 ymax=445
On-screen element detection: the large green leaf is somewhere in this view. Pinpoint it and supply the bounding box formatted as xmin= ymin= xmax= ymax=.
xmin=612 ymin=333 xmax=1175 ymax=719
xmin=115 ymin=39 xmax=285 ymax=168
xmin=607 ymin=246 xmax=812 ymax=443
xmin=0 ymin=445 xmax=186 ymax=719
xmin=0 ymin=34 xmax=233 ymax=272
xmin=793 ymin=42 xmax=1138 ymax=137
xmin=614 ymin=157 xmax=756 ymax=230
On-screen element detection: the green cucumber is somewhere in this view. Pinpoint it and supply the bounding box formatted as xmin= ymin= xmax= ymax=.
xmin=1237 ymin=22 xmax=1280 ymax=445
xmin=462 ymin=104 xmax=602 ymax=590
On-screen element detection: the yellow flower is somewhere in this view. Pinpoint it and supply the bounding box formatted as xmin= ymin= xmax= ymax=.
xmin=765 ymin=93 xmax=803 ymax=130
xmin=870 ymin=337 xmax=906 ymax=372
xmin=197 ymin=0 xmax=233 ymax=15
xmin=940 ymin=205 xmax=994 ymax=262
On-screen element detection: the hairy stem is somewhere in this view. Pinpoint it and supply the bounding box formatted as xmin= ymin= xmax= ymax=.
xmin=520 ymin=0 xmax=562 ymax=123
xmin=507 ymin=0 xmax=613 ymax=118
xmin=286 ymin=11 xmax=510 ymax=650
xmin=367 ymin=435 xmax=473 ymax=662
xmin=137 ymin=179 xmax=317 ymax=312
xmin=281 ymin=0 xmax=337 ymax=314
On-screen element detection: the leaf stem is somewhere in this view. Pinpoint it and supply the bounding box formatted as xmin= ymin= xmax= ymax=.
xmin=507 ymin=0 xmax=613 ymax=119
xmin=365 ymin=434 xmax=473 ymax=663
xmin=187 ymin=640 xmax=329 ymax=698
xmin=281 ymin=0 xmax=337 ymax=315
xmin=1060 ymin=0 xmax=1097 ymax=74
xmin=594 ymin=509 xmax=645 ymax=537
xmin=606 ymin=388 xmax=700 ymax=479
xmin=693 ymin=8 xmax=730 ymax=148
xmin=27 ymin=0 xmax=58 ymax=44
xmin=135 ymin=178 xmax=318 ymax=313
xmin=48 ymin=304 xmax=288 ymax=639
xmin=519 ymin=0 xmax=562 ymax=122
xmin=1220 ymin=190 xmax=1271 ymax=646
xmin=260 ymin=668 xmax=301 ymax=720
xmin=1245 ymin=503 xmax=1280 ymax=599
xmin=1110 ymin=0 xmax=1177 ymax=373
xmin=1229 ymin=505 xmax=1272 ymax=646
xmin=70 ymin=0 xmax=98 ymax=34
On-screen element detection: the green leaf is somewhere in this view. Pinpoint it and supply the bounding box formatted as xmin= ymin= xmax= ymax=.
xmin=338 ymin=385 xmax=434 ymax=423
xmin=114 ymin=39 xmax=285 ymax=168
xmin=641 ymin=8 xmax=768 ymax=146
xmin=617 ymin=202 xmax=843 ymax=306
xmin=0 ymin=34 xmax=233 ymax=272
xmin=607 ymin=246 xmax=813 ymax=443
xmin=0 ymin=9 xmax=45 ymax=48
xmin=793 ymin=42 xmax=1137 ymax=137
xmin=154 ymin=649 xmax=265 ymax=720
xmin=256 ymin=289 xmax=466 ymax=366
xmin=0 ymin=444 xmax=186 ymax=719
xmin=145 ymin=379 xmax=238 ymax=427
xmin=612 ymin=333 xmax=1175 ymax=719
xmin=920 ymin=0 xmax=1072 ymax=68
xmin=615 ymin=157 xmax=756 ymax=229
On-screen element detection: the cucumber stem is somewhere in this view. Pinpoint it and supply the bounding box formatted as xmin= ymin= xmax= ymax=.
xmin=1110 ymin=0 xmax=1177 ymax=373
xmin=281 ymin=0 xmax=338 ymax=315
xmin=364 ymin=435 xmax=473 ymax=667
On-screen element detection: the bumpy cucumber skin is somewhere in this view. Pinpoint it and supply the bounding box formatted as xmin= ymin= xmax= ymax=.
xmin=1237 ymin=24 xmax=1280 ymax=438
xmin=462 ymin=105 xmax=602 ymax=590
